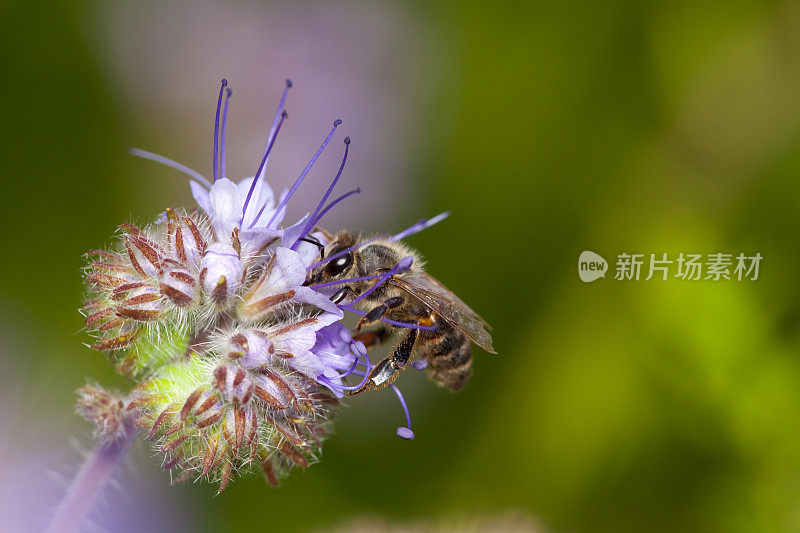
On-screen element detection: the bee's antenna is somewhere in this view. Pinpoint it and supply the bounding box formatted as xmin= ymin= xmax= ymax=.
xmin=391 ymin=212 xmax=450 ymax=241
xmin=128 ymin=148 xmax=212 ymax=188
xmin=265 ymin=119 xmax=343 ymax=229
xmin=220 ymin=86 xmax=232 ymax=181
xmin=297 ymin=236 xmax=325 ymax=258
xmin=212 ymin=78 xmax=228 ymax=182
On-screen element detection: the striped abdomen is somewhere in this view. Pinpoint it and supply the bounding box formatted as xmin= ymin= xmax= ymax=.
xmin=419 ymin=321 xmax=472 ymax=391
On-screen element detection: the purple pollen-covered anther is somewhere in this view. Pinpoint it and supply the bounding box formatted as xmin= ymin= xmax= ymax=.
xmin=390 ymin=384 xmax=414 ymax=440
xmin=411 ymin=360 xmax=428 ymax=370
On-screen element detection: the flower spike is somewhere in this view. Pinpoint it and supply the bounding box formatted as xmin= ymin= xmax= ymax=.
xmin=71 ymin=78 xmax=471 ymax=528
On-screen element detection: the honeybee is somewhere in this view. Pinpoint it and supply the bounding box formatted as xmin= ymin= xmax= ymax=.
xmin=304 ymin=231 xmax=495 ymax=395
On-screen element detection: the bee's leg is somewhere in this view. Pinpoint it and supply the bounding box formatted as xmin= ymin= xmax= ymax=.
xmin=354 ymin=296 xmax=404 ymax=334
xmin=349 ymin=327 xmax=418 ymax=395
xmin=352 ymin=323 xmax=392 ymax=349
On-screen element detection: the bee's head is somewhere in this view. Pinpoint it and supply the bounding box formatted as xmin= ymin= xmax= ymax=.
xmin=305 ymin=230 xmax=359 ymax=286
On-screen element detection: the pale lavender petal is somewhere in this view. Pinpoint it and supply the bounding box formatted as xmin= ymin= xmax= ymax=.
xmin=281 ymin=213 xmax=312 ymax=251
xmin=271 ymin=324 xmax=317 ymax=358
xmin=190 ymin=180 xmax=211 ymax=213
xmin=238 ymin=226 xmax=281 ymax=259
xmin=201 ymin=242 xmax=243 ymax=296
xmin=207 ymin=178 xmax=243 ymax=236
xmin=295 ymin=230 xmax=327 ymax=268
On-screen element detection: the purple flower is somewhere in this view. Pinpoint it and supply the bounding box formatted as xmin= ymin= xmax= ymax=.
xmin=83 ymin=79 xmax=361 ymax=492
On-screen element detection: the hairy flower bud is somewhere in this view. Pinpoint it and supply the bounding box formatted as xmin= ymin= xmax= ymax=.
xmin=82 ymin=210 xmax=213 ymax=376
xmin=77 ymin=384 xmax=138 ymax=444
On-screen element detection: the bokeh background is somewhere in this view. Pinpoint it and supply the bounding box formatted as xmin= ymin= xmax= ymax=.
xmin=3 ymin=1 xmax=800 ymax=531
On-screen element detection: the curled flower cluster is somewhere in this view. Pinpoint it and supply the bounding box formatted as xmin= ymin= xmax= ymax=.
xmin=81 ymin=79 xmax=370 ymax=490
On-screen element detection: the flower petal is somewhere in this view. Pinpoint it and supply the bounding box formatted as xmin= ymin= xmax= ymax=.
xmin=208 ymin=178 xmax=244 ymax=236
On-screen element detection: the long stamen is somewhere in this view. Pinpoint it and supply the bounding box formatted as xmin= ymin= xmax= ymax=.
xmin=342 ymin=352 xmax=373 ymax=392
xmin=212 ymin=78 xmax=228 ymax=182
xmin=291 ymin=137 xmax=351 ymax=247
xmin=241 ymin=110 xmax=288 ymax=227
xmin=241 ymin=80 xmax=293 ymax=228
xmin=348 ymin=256 xmax=413 ymax=306
xmin=266 ymin=119 xmax=342 ymax=228
xmin=391 ymin=212 xmax=450 ymax=242
xmin=261 ymin=79 xmax=293 ymax=180
xmin=390 ymin=384 xmax=414 ymax=440
xmin=129 ymin=148 xmax=212 ymax=188
xmin=220 ymin=87 xmax=232 ymax=181
xmin=306 ymin=234 xmax=388 ymax=271
xmin=290 ymin=188 xmax=361 ymax=251
xmin=338 ymin=355 xmax=361 ymax=378
xmin=305 ymin=188 xmax=361 ymax=234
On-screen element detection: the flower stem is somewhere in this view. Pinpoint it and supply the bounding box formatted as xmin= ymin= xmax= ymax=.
xmin=46 ymin=422 xmax=136 ymax=533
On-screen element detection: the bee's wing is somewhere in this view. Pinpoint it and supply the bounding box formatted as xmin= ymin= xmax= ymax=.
xmin=389 ymin=272 xmax=496 ymax=354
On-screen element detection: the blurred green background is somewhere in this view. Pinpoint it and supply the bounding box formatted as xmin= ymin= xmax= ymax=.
xmin=3 ymin=0 xmax=800 ymax=532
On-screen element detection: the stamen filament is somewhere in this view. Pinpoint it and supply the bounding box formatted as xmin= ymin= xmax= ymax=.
xmin=266 ymin=119 xmax=342 ymax=228
xmin=348 ymin=256 xmax=413 ymax=306
xmin=242 ymin=110 xmax=288 ymax=227
xmin=342 ymin=352 xmax=373 ymax=392
xmin=242 ymin=80 xmax=292 ymax=228
xmin=301 ymin=187 xmax=361 ymax=240
xmin=390 ymin=384 xmax=414 ymax=440
xmin=212 ymin=78 xmax=228 ymax=182
xmin=220 ymin=87 xmax=232 ymax=181
xmin=291 ymin=137 xmax=351 ymax=248
xmin=391 ymin=212 xmax=450 ymax=242
xmin=129 ymin=148 xmax=212 ymax=188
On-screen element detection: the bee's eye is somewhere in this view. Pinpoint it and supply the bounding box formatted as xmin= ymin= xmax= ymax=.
xmin=325 ymin=253 xmax=353 ymax=277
